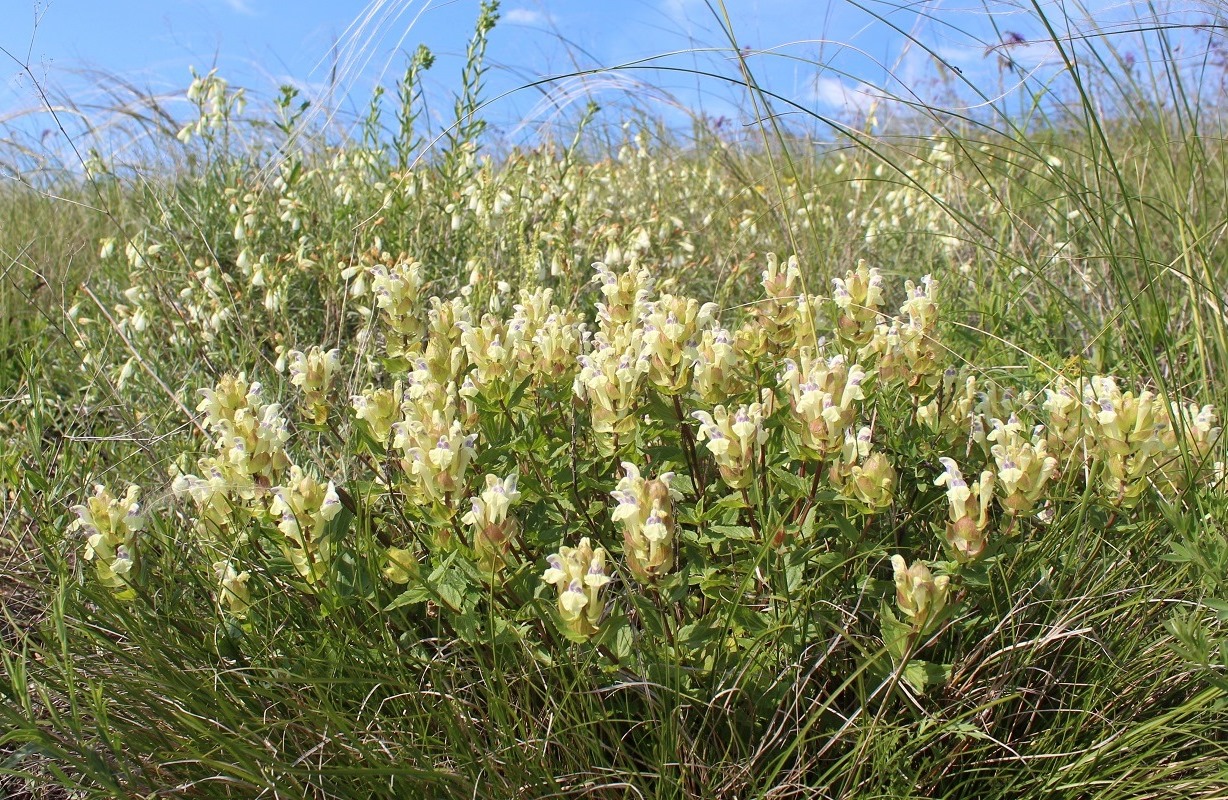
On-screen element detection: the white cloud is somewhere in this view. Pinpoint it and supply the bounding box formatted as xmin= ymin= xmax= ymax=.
xmin=504 ymin=7 xmax=550 ymax=26
xmin=220 ymin=0 xmax=255 ymax=15
xmin=661 ymin=0 xmax=704 ymax=30
xmin=810 ymin=76 xmax=876 ymax=115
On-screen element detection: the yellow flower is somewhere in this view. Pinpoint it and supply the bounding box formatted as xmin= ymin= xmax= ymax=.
xmin=542 ymin=538 xmax=612 ymax=638
xmin=462 ymin=473 xmax=522 ymax=572
xmin=611 ymin=463 xmax=682 ymax=580
xmin=692 ymin=403 xmax=766 ymax=489
xmin=891 ymin=555 xmax=950 ymax=631
xmin=935 ymin=458 xmax=994 ymax=562
xmin=72 ymin=484 xmax=145 ymax=594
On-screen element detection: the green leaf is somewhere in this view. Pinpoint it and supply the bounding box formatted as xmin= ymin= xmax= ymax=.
xmin=676 ymin=619 xmax=723 ymax=652
xmin=903 ymin=660 xmax=951 ymax=692
xmin=1 ymin=743 xmax=52 ymax=771
xmin=430 ymin=570 xmax=469 ymax=613
xmin=594 ymin=610 xmax=633 ymax=661
xmin=799 ymin=504 xmax=818 ymax=540
xmin=1206 ymin=598 xmax=1228 ymax=622
xmin=330 ymin=550 xmax=376 ymax=601
xmin=661 ymin=565 xmax=691 ymax=603
xmin=959 ymin=561 xmax=991 ymax=588
xmin=670 ymin=473 xmax=695 ymax=496
xmin=697 ymin=568 xmax=735 ymax=601
xmin=769 ymin=464 xmax=810 ymax=497
xmin=630 ymin=593 xmax=667 ymax=639
xmin=215 ymin=620 xmax=244 ymax=661
xmin=507 ymin=372 xmax=535 ymax=407
xmin=880 ymin=603 xmax=913 ymax=662
xmin=384 ymin=585 xmax=431 ymax=611
xmin=709 ymin=524 xmax=756 ymax=541
xmin=426 ymin=551 xmax=473 ymax=612
xmin=323 ymin=503 xmax=355 ymax=546
xmin=713 ymin=492 xmax=749 ymax=512
xmin=382 ymin=356 xmax=412 ymax=374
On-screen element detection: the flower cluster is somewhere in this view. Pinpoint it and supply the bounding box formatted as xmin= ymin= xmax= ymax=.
xmin=1043 ymin=376 xmax=1222 ymax=507
xmin=213 ymin=559 xmax=251 ymax=616
xmin=988 ymin=417 xmax=1058 ymax=514
xmin=352 ymin=382 xmax=403 ymax=446
xmin=780 ymin=352 xmax=868 ymax=459
xmin=640 ymin=294 xmax=717 ymax=394
xmin=286 ymin=345 xmax=341 ymax=424
xmin=369 ymin=257 xmax=426 ymax=359
xmin=462 ymin=473 xmax=522 ymax=573
xmin=391 ymin=381 xmax=477 ymax=513
xmin=691 ymin=323 xmax=745 ymax=403
xmin=692 ymin=403 xmax=767 ymax=490
xmin=175 ymin=374 xmax=291 ymax=519
xmin=269 ymin=465 xmax=343 ymax=584
xmin=542 ymin=538 xmax=612 ymax=638
xmin=574 ymin=326 xmax=651 ymax=450
xmin=611 ymin=463 xmax=682 ymax=581
xmin=865 ymin=275 xmax=942 ymax=393
xmin=752 ymin=253 xmax=819 ymax=354
xmin=891 ymin=555 xmax=951 ymax=632
xmin=832 ymin=260 xmax=884 ymax=348
xmin=935 ymin=458 xmax=995 ymax=561
xmin=457 ymin=288 xmax=586 ymax=400
xmin=176 ymin=67 xmax=246 ymax=144
xmin=829 ymin=426 xmax=897 ymax=512
xmin=72 ymin=485 xmax=145 ymax=595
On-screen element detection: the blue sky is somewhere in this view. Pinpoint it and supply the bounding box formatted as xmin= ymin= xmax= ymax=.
xmin=1 ymin=0 xmax=1222 ymax=153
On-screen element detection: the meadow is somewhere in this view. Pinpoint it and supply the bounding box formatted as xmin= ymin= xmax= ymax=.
xmin=3 ymin=2 xmax=1228 ymax=797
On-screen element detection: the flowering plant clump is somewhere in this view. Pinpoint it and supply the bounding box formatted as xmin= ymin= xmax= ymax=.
xmin=80 ymin=251 xmax=1222 ymax=673
xmin=24 ymin=48 xmax=1228 ymax=793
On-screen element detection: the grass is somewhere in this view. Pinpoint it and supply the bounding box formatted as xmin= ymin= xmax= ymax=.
xmin=3 ymin=1 xmax=1228 ymax=798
